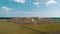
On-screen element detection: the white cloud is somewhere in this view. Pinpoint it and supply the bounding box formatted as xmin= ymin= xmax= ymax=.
xmin=13 ymin=0 xmax=26 ymax=3
xmin=0 ymin=6 xmax=12 ymax=14
xmin=1 ymin=6 xmax=12 ymax=12
xmin=9 ymin=0 xmax=57 ymax=6
xmin=33 ymin=2 xmax=42 ymax=7
xmin=46 ymin=0 xmax=57 ymax=6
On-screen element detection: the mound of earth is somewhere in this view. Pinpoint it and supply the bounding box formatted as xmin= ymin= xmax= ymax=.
xmin=8 ymin=17 xmax=60 ymax=24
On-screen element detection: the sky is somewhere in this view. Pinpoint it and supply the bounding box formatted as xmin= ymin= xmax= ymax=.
xmin=0 ymin=0 xmax=60 ymax=17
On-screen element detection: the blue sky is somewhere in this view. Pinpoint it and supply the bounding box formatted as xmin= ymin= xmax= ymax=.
xmin=0 ymin=0 xmax=60 ymax=17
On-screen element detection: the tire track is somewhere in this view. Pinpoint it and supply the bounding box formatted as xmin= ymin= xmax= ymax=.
xmin=21 ymin=26 xmax=48 ymax=34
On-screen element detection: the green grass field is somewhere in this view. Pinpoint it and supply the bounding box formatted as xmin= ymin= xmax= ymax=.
xmin=0 ymin=19 xmax=60 ymax=34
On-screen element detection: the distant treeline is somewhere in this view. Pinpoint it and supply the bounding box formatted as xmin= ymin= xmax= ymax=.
xmin=0 ymin=17 xmax=60 ymax=20
xmin=0 ymin=17 xmax=14 ymax=19
xmin=50 ymin=18 xmax=60 ymax=20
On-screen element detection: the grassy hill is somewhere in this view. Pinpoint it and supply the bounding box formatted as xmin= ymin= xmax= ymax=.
xmin=0 ymin=19 xmax=60 ymax=34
